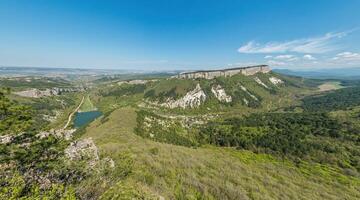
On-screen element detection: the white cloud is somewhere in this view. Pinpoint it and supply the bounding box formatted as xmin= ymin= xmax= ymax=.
xmin=332 ymin=52 xmax=360 ymax=61
xmin=267 ymin=60 xmax=287 ymax=66
xmin=238 ymin=31 xmax=349 ymax=54
xmin=264 ymin=55 xmax=273 ymax=59
xmin=274 ymin=54 xmax=298 ymax=61
xmin=303 ymin=54 xmax=316 ymax=60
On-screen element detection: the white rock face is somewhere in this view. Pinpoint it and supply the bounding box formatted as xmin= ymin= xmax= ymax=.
xmin=254 ymin=77 xmax=269 ymax=89
xmin=65 ymin=138 xmax=99 ymax=167
xmin=240 ymin=85 xmax=258 ymax=101
xmin=243 ymin=98 xmax=249 ymax=105
xmin=269 ymin=77 xmax=284 ymax=85
xmin=211 ymin=85 xmax=232 ymax=103
xmin=162 ymin=83 xmax=206 ymax=108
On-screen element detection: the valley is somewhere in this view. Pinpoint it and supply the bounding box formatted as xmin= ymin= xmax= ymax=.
xmin=2 ymin=1 xmax=359 ymax=199
xmin=2 ymin=66 xmax=360 ymax=199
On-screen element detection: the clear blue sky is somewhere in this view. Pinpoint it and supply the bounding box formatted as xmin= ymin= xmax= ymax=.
xmin=0 ymin=0 xmax=359 ymax=70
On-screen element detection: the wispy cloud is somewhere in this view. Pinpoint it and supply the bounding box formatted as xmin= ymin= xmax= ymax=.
xmin=267 ymin=60 xmax=287 ymax=66
xmin=266 ymin=52 xmax=360 ymax=69
xmin=332 ymin=51 xmax=360 ymax=61
xmin=274 ymin=54 xmax=298 ymax=61
xmin=238 ymin=31 xmax=349 ymax=54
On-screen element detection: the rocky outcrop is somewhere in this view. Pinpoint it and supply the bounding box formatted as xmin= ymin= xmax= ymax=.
xmin=211 ymin=85 xmax=232 ymax=103
xmin=65 ymin=138 xmax=99 ymax=167
xmin=37 ymin=129 xmax=76 ymax=140
xmin=243 ymin=98 xmax=249 ymax=105
xmin=174 ymin=65 xmax=270 ymax=79
xmin=240 ymin=85 xmax=258 ymax=101
xmin=254 ymin=77 xmax=269 ymax=89
xmin=161 ymin=83 xmax=206 ymax=108
xmin=0 ymin=134 xmax=13 ymax=144
xmin=64 ymin=138 xmax=115 ymax=169
xmin=14 ymin=87 xmax=84 ymax=98
xmin=118 ymin=79 xmax=158 ymax=86
xmin=269 ymin=77 xmax=284 ymax=85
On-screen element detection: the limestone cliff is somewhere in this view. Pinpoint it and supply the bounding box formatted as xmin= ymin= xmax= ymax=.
xmin=269 ymin=77 xmax=284 ymax=85
xmin=211 ymin=85 xmax=232 ymax=103
xmin=161 ymin=83 xmax=206 ymax=108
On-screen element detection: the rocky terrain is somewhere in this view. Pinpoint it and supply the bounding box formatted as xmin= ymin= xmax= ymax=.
xmin=160 ymin=83 xmax=207 ymax=108
xmin=211 ymin=84 xmax=232 ymax=103
xmin=14 ymin=87 xmax=85 ymax=98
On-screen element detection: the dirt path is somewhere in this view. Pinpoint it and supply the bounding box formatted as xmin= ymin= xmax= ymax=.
xmin=63 ymin=96 xmax=85 ymax=129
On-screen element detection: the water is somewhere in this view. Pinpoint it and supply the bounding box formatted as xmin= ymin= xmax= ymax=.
xmin=73 ymin=111 xmax=102 ymax=128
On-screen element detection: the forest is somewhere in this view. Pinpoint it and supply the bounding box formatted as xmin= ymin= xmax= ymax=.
xmin=199 ymin=112 xmax=360 ymax=173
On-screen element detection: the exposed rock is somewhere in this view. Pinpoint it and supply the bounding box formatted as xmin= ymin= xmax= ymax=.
xmin=118 ymin=79 xmax=157 ymax=85
xmin=211 ymin=85 xmax=232 ymax=103
xmin=254 ymin=77 xmax=269 ymax=89
xmin=161 ymin=83 xmax=207 ymax=108
xmin=64 ymin=138 xmax=99 ymax=167
xmin=23 ymin=169 xmax=52 ymax=189
xmin=0 ymin=134 xmax=13 ymax=144
xmin=14 ymin=87 xmax=84 ymax=98
xmin=240 ymin=85 xmax=258 ymax=101
xmin=174 ymin=65 xmax=270 ymax=79
xmin=103 ymin=157 xmax=115 ymax=168
xmin=37 ymin=129 xmax=76 ymax=140
xmin=269 ymin=77 xmax=284 ymax=85
xmin=42 ymin=111 xmax=60 ymax=122
xmin=14 ymin=88 xmax=45 ymax=98
xmin=243 ymin=98 xmax=249 ymax=105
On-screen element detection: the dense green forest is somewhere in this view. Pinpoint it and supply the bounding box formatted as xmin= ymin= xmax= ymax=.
xmin=302 ymin=86 xmax=360 ymax=112
xmin=199 ymin=112 xmax=360 ymax=173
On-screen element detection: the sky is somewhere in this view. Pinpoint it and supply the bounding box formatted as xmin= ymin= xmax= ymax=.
xmin=0 ymin=0 xmax=359 ymax=70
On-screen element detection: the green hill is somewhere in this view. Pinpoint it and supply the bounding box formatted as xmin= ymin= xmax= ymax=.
xmin=3 ymin=72 xmax=360 ymax=199
xmin=79 ymin=107 xmax=360 ymax=199
xmin=95 ymin=71 xmax=321 ymax=115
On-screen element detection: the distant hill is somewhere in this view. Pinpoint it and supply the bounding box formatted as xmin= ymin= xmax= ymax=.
xmin=98 ymin=70 xmax=320 ymax=115
xmin=274 ymin=67 xmax=360 ymax=80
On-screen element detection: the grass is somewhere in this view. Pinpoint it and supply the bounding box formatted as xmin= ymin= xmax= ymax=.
xmin=80 ymin=107 xmax=360 ymax=199
xmin=79 ymin=95 xmax=97 ymax=112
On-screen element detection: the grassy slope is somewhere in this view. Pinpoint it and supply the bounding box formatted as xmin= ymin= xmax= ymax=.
xmin=81 ymin=108 xmax=360 ymax=199
xmin=79 ymin=95 xmax=96 ymax=112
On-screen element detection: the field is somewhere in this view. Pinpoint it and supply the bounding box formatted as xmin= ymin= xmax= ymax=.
xmin=79 ymin=95 xmax=97 ymax=112
xmin=318 ymin=81 xmax=344 ymax=91
xmin=80 ymin=107 xmax=360 ymax=199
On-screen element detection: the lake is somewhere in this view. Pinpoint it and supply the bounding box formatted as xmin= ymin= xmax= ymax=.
xmin=73 ymin=111 xmax=102 ymax=128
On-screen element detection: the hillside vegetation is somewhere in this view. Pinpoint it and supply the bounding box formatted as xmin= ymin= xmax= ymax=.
xmin=2 ymin=71 xmax=360 ymax=199
xmin=80 ymin=107 xmax=360 ymax=199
